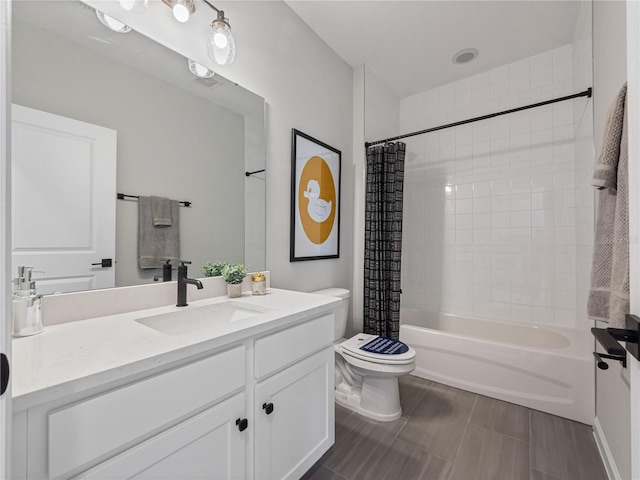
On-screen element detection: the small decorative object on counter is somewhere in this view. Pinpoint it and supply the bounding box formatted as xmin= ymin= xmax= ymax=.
xmin=251 ymin=272 xmax=266 ymax=295
xmin=12 ymin=266 xmax=44 ymax=337
xmin=222 ymin=263 xmax=246 ymax=298
xmin=202 ymin=261 xmax=228 ymax=277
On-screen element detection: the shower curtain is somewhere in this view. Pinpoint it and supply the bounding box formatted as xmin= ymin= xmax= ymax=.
xmin=363 ymin=142 xmax=406 ymax=339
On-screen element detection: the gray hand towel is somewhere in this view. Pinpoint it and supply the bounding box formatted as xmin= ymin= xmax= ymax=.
xmin=588 ymin=83 xmax=629 ymax=328
xmin=592 ymin=84 xmax=627 ymax=191
xmin=139 ymin=196 xmax=180 ymax=269
xmin=150 ymin=195 xmax=172 ymax=226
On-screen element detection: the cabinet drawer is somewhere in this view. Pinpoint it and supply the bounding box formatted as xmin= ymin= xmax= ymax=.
xmin=77 ymin=393 xmax=246 ymax=480
xmin=49 ymin=346 xmax=245 ymax=479
xmin=254 ymin=314 xmax=333 ymax=379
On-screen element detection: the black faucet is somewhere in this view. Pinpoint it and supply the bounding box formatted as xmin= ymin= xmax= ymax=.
xmin=153 ymin=260 xmax=174 ymax=282
xmin=162 ymin=259 xmax=173 ymax=282
xmin=176 ymin=261 xmax=203 ymax=307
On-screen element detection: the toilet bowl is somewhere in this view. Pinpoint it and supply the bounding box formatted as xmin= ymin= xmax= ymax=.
xmin=312 ymin=288 xmax=416 ymax=422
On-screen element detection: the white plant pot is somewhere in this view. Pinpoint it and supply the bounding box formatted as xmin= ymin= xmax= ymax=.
xmin=227 ymin=283 xmax=242 ymax=298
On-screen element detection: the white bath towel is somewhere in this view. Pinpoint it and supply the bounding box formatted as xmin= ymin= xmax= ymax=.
xmin=588 ymin=83 xmax=629 ymax=328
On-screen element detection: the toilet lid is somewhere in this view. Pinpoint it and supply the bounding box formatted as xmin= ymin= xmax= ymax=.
xmin=340 ymin=334 xmax=415 ymax=364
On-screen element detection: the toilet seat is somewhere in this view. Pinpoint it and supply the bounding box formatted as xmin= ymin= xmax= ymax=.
xmin=340 ymin=334 xmax=415 ymax=365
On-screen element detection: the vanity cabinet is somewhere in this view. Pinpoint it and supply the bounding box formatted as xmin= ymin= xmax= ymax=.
xmin=254 ymin=349 xmax=334 ymax=480
xmin=253 ymin=314 xmax=335 ymax=480
xmin=12 ymin=309 xmax=336 ymax=480
xmin=79 ymin=393 xmax=247 ymax=480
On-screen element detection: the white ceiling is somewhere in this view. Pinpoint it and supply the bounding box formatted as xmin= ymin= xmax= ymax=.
xmin=286 ymin=1 xmax=582 ymax=99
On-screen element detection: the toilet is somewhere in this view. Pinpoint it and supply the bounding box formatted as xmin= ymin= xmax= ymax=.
xmin=312 ymin=288 xmax=416 ymax=422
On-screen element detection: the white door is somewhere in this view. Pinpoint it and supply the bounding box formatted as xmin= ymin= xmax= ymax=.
xmin=255 ymin=348 xmax=334 ymax=480
xmin=11 ymin=105 xmax=116 ymax=294
xmin=78 ymin=393 xmax=247 ymax=480
xmin=626 ymin=2 xmax=640 ymax=478
xmin=0 ymin=1 xmax=11 ymax=477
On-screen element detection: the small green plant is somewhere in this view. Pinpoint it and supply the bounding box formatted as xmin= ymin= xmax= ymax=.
xmin=221 ymin=263 xmax=246 ymax=285
xmin=202 ymin=261 xmax=228 ymax=277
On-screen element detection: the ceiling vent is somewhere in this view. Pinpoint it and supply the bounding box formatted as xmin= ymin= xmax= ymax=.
xmin=452 ymin=48 xmax=479 ymax=65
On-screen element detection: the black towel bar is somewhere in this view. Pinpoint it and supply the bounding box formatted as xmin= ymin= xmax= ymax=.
xmin=117 ymin=193 xmax=191 ymax=207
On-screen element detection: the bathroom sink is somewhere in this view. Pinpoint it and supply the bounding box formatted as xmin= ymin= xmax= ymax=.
xmin=135 ymin=301 xmax=271 ymax=336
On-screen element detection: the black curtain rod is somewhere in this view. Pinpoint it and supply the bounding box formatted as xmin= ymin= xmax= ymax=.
xmin=117 ymin=193 xmax=191 ymax=207
xmin=365 ymin=87 xmax=592 ymax=148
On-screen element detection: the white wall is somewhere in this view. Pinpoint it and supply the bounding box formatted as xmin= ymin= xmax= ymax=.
xmin=79 ymin=0 xmax=354 ymax=294
xmin=592 ymin=2 xmax=631 ymax=479
xmin=399 ymin=44 xmax=588 ymax=329
xmin=225 ymin=2 xmax=354 ymax=294
xmin=12 ymin=19 xmax=246 ymax=287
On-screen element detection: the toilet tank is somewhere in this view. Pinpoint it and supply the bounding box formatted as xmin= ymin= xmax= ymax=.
xmin=311 ymin=288 xmax=351 ymax=341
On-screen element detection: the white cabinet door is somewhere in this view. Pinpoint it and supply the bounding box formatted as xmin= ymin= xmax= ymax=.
xmin=78 ymin=393 xmax=247 ymax=480
xmin=255 ymin=348 xmax=334 ymax=480
xmin=11 ymin=104 xmax=116 ymax=293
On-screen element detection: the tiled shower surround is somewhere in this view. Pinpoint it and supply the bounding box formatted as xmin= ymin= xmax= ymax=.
xmin=400 ymin=42 xmax=594 ymax=329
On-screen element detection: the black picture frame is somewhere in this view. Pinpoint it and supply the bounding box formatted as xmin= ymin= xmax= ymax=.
xmin=290 ymin=129 xmax=341 ymax=261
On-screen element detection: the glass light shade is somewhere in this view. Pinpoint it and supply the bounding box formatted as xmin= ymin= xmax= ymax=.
xmin=207 ymin=19 xmax=235 ymax=65
xmin=172 ymin=0 xmax=190 ymax=22
xmin=188 ymin=59 xmax=215 ymax=79
xmin=119 ymin=0 xmax=148 ymax=13
xmin=95 ymin=10 xmax=132 ymax=33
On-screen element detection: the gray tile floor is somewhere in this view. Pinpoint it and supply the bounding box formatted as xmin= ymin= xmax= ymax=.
xmin=303 ymin=375 xmax=607 ymax=480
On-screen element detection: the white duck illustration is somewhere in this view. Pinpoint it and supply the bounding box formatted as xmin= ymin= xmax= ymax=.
xmin=303 ymin=179 xmax=332 ymax=223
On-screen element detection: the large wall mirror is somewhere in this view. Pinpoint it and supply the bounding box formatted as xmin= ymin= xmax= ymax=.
xmin=11 ymin=0 xmax=266 ymax=294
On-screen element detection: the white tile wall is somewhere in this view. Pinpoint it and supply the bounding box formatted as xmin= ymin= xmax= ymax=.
xmin=572 ymin=2 xmax=595 ymax=331
xmin=400 ymin=42 xmax=593 ymax=329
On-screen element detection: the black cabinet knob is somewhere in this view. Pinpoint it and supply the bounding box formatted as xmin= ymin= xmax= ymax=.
xmin=262 ymin=402 xmax=274 ymax=415
xmin=236 ymin=418 xmax=248 ymax=432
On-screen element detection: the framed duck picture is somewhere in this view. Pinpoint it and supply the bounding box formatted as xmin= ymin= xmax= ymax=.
xmin=290 ymin=129 xmax=341 ymax=261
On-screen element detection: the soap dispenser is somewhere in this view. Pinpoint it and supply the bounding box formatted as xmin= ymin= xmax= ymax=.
xmin=12 ymin=266 xmax=44 ymax=337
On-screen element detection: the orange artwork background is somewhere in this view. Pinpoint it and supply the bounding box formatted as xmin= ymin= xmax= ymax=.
xmin=297 ymin=156 xmax=336 ymax=245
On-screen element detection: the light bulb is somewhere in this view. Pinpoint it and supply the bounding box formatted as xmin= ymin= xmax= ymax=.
xmin=119 ymin=0 xmax=148 ymax=13
xmin=207 ymin=17 xmax=235 ymax=65
xmin=120 ymin=0 xmax=135 ymax=11
xmin=173 ymin=3 xmax=190 ymax=22
xmin=213 ymin=32 xmax=228 ymax=49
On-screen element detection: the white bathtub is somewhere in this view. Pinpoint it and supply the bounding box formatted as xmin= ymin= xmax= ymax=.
xmin=399 ymin=309 xmax=595 ymax=424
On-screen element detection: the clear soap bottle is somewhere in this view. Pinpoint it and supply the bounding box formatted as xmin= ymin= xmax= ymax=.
xmin=12 ymin=266 xmax=44 ymax=337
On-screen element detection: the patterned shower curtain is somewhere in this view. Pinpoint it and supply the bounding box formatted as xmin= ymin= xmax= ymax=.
xmin=363 ymin=142 xmax=406 ymax=339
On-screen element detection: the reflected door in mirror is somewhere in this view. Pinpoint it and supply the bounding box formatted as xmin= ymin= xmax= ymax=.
xmin=11 ymin=105 xmax=117 ymax=294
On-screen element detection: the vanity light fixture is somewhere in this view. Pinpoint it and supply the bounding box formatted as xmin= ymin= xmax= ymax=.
xmin=118 ymin=0 xmax=148 ymax=14
xmin=95 ymin=10 xmax=132 ymax=33
xmin=206 ymin=4 xmax=235 ymax=65
xmin=188 ymin=59 xmax=215 ymax=78
xmin=161 ymin=0 xmax=196 ymax=23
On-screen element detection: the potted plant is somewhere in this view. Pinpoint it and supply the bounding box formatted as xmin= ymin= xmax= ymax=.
xmin=202 ymin=261 xmax=227 ymax=277
xmin=221 ymin=263 xmax=246 ymax=298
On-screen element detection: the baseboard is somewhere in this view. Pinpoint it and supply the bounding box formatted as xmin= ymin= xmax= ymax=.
xmin=594 ymin=417 xmax=622 ymax=480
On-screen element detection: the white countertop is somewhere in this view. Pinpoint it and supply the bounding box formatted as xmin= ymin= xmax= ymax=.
xmin=12 ymin=288 xmax=341 ymax=411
